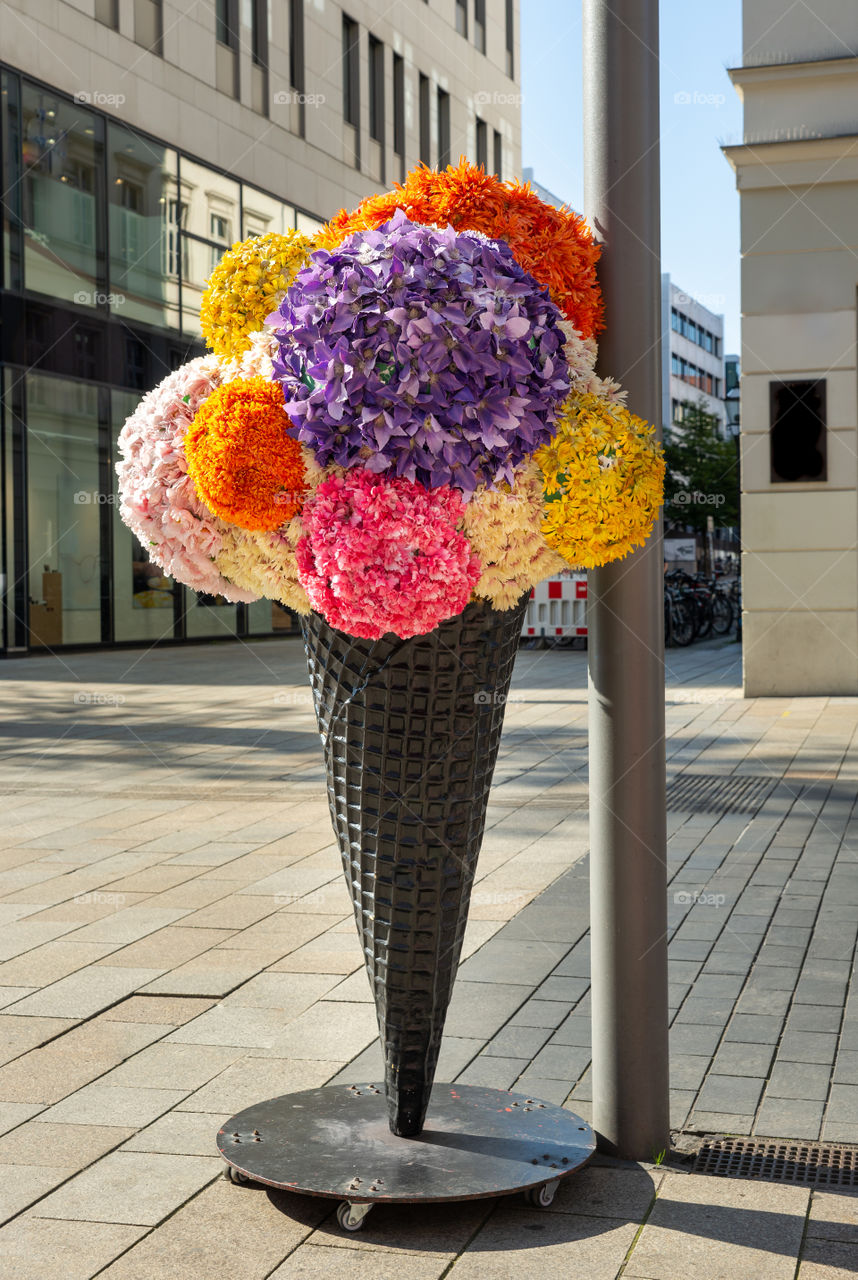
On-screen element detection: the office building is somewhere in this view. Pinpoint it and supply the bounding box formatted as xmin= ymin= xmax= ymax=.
xmin=0 ymin=0 xmax=521 ymax=652
xmin=661 ymin=274 xmax=726 ymax=434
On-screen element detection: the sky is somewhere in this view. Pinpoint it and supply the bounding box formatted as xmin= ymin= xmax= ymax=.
xmin=521 ymin=0 xmax=744 ymax=354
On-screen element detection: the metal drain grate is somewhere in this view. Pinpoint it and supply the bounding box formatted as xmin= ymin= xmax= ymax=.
xmin=694 ymin=1137 xmax=858 ymax=1188
xmin=666 ymin=773 xmax=777 ymax=815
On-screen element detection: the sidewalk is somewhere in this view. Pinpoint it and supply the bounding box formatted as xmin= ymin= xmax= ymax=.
xmin=0 ymin=634 xmax=856 ymax=1278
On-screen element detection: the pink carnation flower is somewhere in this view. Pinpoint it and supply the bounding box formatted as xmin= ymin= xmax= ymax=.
xmin=297 ymin=469 xmax=481 ymax=639
xmin=116 ymin=357 xmax=257 ymax=602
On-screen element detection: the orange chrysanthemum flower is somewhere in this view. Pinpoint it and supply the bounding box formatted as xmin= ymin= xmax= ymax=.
xmin=186 ymin=377 xmax=307 ymax=532
xmin=318 ymin=158 xmax=604 ymax=339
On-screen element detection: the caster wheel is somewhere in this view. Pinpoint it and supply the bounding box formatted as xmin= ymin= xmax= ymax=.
xmin=525 ymin=1181 xmax=557 ymax=1208
xmin=336 ymin=1201 xmax=371 ymax=1232
xmin=224 ymin=1165 xmax=251 ymax=1185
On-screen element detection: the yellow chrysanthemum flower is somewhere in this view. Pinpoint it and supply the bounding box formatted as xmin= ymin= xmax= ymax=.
xmin=200 ymin=230 xmax=313 ymax=360
xmin=463 ymin=460 xmax=568 ymax=609
xmin=536 ymin=393 xmax=665 ymax=569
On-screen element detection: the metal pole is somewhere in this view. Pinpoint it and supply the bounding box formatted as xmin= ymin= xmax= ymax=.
xmin=583 ymin=0 xmax=670 ymax=1159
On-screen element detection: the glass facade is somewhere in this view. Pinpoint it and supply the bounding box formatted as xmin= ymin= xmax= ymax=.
xmin=0 ymin=65 xmax=324 ymax=653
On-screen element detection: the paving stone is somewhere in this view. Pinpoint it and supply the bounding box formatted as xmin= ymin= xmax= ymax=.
xmin=797 ymin=1238 xmax=858 ymax=1279
xmin=177 ymin=1056 xmax=338 ymax=1113
xmin=0 ymin=1217 xmax=147 ymax=1280
xmin=0 ymin=1164 xmax=78 ymax=1223
xmin=549 ymin=1014 xmax=591 ymax=1047
xmin=140 ymin=948 xmax=287 ymax=998
xmin=825 ymin=1085 xmax=858 ymax=1122
xmin=443 ymin=981 xmax=532 ymax=1040
xmin=670 ymin=1054 xmax=711 ymax=1090
xmin=696 ymin=1073 xmax=765 ymax=1115
xmin=625 ymin=1171 xmax=810 ymax=1279
xmin=93 ymin=1179 xmax=319 ymax=1280
xmin=34 ymin=1083 xmax=187 ymax=1128
xmin=269 ymin=928 xmax=365 ymax=974
xmin=32 ymin=1150 xmax=221 ymax=1224
xmin=807 ymin=1190 xmax=858 ymax=1244
xmin=310 ymin=1195 xmax=495 ymax=1257
xmin=756 ymin=1098 xmax=824 ymax=1140
xmin=669 ymin=1024 xmax=723 ymax=1056
xmin=833 ymin=1051 xmax=858 ymax=1085
xmin=102 ymin=996 xmax=216 ymax=1025
xmin=483 ymin=1023 xmax=553 ymax=1058
xmin=675 ymin=995 xmax=735 ymax=1026
xmin=527 ymin=1043 xmax=590 ymax=1082
xmin=448 ymin=1210 xmax=638 ymax=1279
xmin=767 ymin=1062 xmax=831 ymax=1101
xmin=541 ymin=1160 xmax=662 ymax=1222
xmin=0 ymin=1102 xmax=44 ymax=1136
xmin=8 ymin=967 xmax=164 ymax=1019
xmin=687 ymin=1110 xmax=754 ymax=1134
xmin=97 ymin=1042 xmax=243 ymax=1091
xmin=531 ymin=976 xmax=589 ymax=1003
xmin=723 ymin=1014 xmax=784 ymax=1045
xmin=92 ymin=927 xmax=233 ymax=970
xmin=0 ymin=1121 xmax=133 ymax=1168
xmin=458 ymin=939 xmax=565 ymax=986
xmin=455 ymin=1055 xmax=529 ymax=1089
xmin=269 ymin=1243 xmax=451 ymax=1279
xmin=778 ymin=1032 xmax=839 ymax=1064
xmin=511 ymin=1074 xmax=573 ymax=1105
xmin=710 ymin=1041 xmax=775 ymax=1078
xmin=0 ymin=1015 xmax=76 ymax=1068
xmin=121 ymin=1110 xmax=228 ymax=1156
xmin=510 ymin=1000 xmax=574 ymax=1029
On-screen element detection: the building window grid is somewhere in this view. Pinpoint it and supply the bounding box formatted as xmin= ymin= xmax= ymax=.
xmin=671 ymin=307 xmax=720 ymax=357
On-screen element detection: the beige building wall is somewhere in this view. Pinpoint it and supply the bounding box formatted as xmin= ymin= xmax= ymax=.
xmin=1 ymin=0 xmax=521 ymax=224
xmin=725 ymin=2 xmax=858 ymax=695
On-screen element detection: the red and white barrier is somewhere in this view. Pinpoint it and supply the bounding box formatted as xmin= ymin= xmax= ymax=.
xmin=522 ymin=571 xmax=588 ymax=638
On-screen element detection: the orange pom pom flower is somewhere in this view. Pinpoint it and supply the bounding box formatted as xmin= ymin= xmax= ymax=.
xmin=185 ymin=377 xmax=307 ymax=532
xmin=318 ymin=158 xmax=604 ymax=339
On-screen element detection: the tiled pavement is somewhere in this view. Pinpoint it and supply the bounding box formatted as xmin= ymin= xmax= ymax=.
xmin=0 ymin=633 xmax=856 ymax=1277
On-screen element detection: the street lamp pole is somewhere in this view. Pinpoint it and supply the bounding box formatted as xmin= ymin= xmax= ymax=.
xmin=582 ymin=0 xmax=670 ymax=1159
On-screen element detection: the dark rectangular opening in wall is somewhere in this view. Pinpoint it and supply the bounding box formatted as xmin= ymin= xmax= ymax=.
xmin=770 ymin=379 xmax=827 ymax=483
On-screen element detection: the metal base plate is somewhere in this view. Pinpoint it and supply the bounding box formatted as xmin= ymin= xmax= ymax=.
xmin=218 ymin=1083 xmax=595 ymax=1204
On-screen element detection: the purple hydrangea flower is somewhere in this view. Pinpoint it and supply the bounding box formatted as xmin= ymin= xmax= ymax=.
xmin=267 ymin=210 xmax=570 ymax=493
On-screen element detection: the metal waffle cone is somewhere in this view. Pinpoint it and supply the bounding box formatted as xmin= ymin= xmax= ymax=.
xmin=301 ymin=595 xmax=527 ymax=1137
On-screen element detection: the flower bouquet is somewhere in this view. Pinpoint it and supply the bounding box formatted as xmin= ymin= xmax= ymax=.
xmin=117 ymin=160 xmax=664 ymax=1137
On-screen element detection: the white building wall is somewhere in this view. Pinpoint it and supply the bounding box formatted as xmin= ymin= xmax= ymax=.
xmin=725 ymin=1 xmax=858 ymax=695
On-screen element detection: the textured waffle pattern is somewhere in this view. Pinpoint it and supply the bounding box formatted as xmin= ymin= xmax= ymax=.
xmin=301 ymin=595 xmax=527 ymax=1136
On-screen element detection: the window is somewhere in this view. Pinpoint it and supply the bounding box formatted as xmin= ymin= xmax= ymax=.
xmin=164 ymin=198 xmax=187 ymax=278
xmin=437 ymin=87 xmax=450 ymax=169
xmin=251 ymin=0 xmax=268 ymax=66
xmin=671 ymin=308 xmax=681 ymax=333
xmin=476 ymin=117 xmax=487 ymax=170
xmin=369 ymin=35 xmax=384 ymax=143
xmin=134 ymin=0 xmax=162 ymax=53
xmin=95 ymin=0 xmax=118 ymax=27
xmin=209 ymin=212 xmax=231 ymax=272
xmin=455 ymin=0 xmax=467 ymax=36
xmin=474 ymin=0 xmax=486 ymax=52
xmin=289 ymin=0 xmax=305 ymax=92
xmin=393 ymin=53 xmax=405 ymax=160
xmin=493 ymin=128 xmax=502 ymax=178
xmin=342 ymin=15 xmax=360 ymax=126
xmin=770 ymin=380 xmax=827 ymax=483
xmin=419 ymin=73 xmax=431 ymax=165
xmin=671 ymin=353 xmax=680 ymax=377
xmin=216 ymin=0 xmax=233 ymax=45
xmin=505 ymin=0 xmax=514 ymax=77
xmin=20 ymin=86 xmax=103 ymax=306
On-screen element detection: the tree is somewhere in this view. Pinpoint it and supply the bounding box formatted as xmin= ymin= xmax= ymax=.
xmin=663 ymin=399 xmax=739 ymax=536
